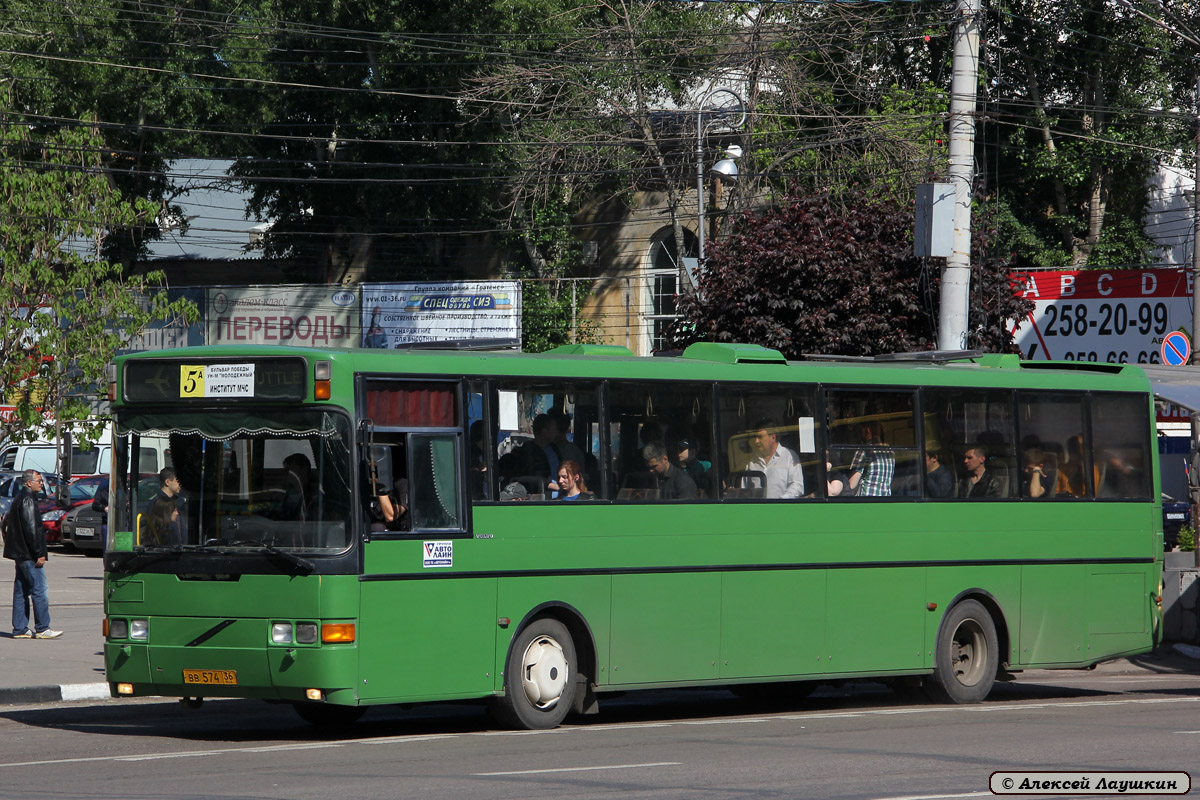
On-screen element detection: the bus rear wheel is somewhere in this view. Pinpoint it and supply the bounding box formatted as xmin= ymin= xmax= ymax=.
xmin=926 ymin=599 xmax=998 ymax=704
xmin=490 ymin=618 xmax=577 ymax=730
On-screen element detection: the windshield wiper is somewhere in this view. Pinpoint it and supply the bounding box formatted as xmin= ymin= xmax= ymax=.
xmin=109 ymin=545 xmax=185 ymax=574
xmin=200 ymin=538 xmax=315 ymax=575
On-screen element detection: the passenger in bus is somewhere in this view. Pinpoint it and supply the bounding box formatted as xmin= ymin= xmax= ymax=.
xmin=825 ymin=459 xmax=846 ymax=497
xmin=144 ymin=494 xmax=181 ymax=546
xmin=469 ymin=421 xmax=489 ymax=500
xmin=673 ymin=436 xmax=712 ymax=497
xmin=847 ymin=422 xmax=894 ymax=497
xmin=958 ymin=446 xmax=1001 ymax=498
xmin=742 ymin=418 xmax=804 ymax=499
xmin=497 ymin=413 xmax=559 ymax=491
xmin=1021 ymin=448 xmax=1051 ymax=499
xmin=642 ymin=441 xmax=696 ymax=500
xmin=924 ymin=446 xmax=955 ymax=498
xmin=277 ymin=453 xmax=313 ymax=521
xmin=1055 ymin=434 xmax=1096 ymax=497
xmin=554 ymin=460 xmax=594 ymax=501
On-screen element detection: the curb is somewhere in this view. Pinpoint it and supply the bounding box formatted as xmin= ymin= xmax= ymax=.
xmin=0 ymin=682 xmax=110 ymax=706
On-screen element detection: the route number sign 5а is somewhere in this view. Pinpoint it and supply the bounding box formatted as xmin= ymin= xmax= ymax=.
xmin=179 ymin=364 xmax=256 ymax=398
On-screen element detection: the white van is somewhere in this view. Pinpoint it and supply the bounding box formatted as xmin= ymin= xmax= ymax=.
xmin=0 ymin=425 xmax=172 ymax=478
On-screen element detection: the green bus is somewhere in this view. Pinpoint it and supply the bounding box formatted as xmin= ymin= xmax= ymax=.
xmin=103 ymin=342 xmax=1163 ymax=728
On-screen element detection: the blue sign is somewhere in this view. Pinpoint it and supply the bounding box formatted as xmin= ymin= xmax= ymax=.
xmin=1160 ymin=331 xmax=1191 ymax=366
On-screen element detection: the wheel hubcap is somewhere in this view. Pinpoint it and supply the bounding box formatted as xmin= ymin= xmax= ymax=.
xmin=950 ymin=619 xmax=988 ymax=686
xmin=521 ymin=634 xmax=568 ymax=709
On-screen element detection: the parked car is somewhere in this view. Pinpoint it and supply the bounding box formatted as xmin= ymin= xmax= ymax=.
xmin=61 ymin=476 xmax=110 ymax=555
xmin=0 ymin=472 xmax=64 ymax=535
xmin=1163 ymin=492 xmax=1191 ymax=551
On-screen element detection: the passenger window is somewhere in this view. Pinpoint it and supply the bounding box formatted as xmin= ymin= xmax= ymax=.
xmin=717 ymin=384 xmax=817 ymax=500
xmin=609 ymin=381 xmax=714 ymax=501
xmin=466 ymin=382 xmax=490 ymax=502
xmin=924 ymin=389 xmax=1016 ymax=499
xmin=826 ymin=390 xmax=917 ymax=499
xmin=1091 ymin=393 xmax=1151 ymax=499
xmin=1017 ymin=392 xmax=1088 ymax=499
xmin=492 ymin=381 xmax=600 ymax=501
xmin=410 ymin=434 xmax=462 ymax=529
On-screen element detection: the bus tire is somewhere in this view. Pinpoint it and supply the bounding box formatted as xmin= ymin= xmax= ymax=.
xmin=926 ymin=599 xmax=998 ymax=704
xmin=292 ymin=702 xmax=365 ymax=728
xmin=491 ymin=618 xmax=577 ymax=730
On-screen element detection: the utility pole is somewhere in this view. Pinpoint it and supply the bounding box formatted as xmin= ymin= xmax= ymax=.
xmin=937 ymin=0 xmax=982 ymax=351
xmin=1190 ymin=76 xmax=1200 ymax=531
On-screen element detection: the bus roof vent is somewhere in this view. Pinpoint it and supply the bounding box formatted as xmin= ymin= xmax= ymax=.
xmin=873 ymin=349 xmax=985 ymax=363
xmin=402 ymin=337 xmax=521 ymax=351
xmin=542 ymin=343 xmax=636 ymax=357
xmin=680 ymin=342 xmax=789 ymax=365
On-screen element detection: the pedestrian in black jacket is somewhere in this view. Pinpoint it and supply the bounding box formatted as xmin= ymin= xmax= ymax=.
xmin=3 ymin=470 xmax=62 ymax=639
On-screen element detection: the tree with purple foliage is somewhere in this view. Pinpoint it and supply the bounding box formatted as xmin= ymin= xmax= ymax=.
xmin=668 ymin=189 xmax=1031 ymax=358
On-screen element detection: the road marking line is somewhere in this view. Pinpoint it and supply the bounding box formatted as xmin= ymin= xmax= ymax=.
xmin=0 ymin=694 xmax=1196 ymax=769
xmin=475 ymin=761 xmax=680 ymax=776
xmin=869 ymin=793 xmax=990 ymax=800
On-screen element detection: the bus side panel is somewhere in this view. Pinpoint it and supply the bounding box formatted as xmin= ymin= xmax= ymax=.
xmin=610 ymin=573 xmax=721 ymax=684
xmin=1086 ymin=566 xmax=1152 ymax=657
xmin=719 ymin=570 xmax=826 ymax=679
xmin=494 ymin=575 xmax=611 ymax=691
xmin=358 ymin=578 xmax=498 ymax=703
xmin=924 ymin=566 xmax=1022 ymax=670
xmin=1019 ymin=565 xmax=1086 ymax=666
xmin=825 ymin=567 xmax=925 ymax=673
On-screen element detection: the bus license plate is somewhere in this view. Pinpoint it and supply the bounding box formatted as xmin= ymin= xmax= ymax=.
xmin=183 ymin=669 xmax=237 ymax=686
xmin=75 ymin=526 xmax=95 ymax=538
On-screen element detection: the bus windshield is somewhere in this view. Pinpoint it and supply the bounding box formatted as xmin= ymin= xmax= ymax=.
xmin=111 ymin=408 xmax=353 ymax=555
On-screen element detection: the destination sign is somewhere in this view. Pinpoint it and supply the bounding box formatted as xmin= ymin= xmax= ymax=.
xmin=123 ymin=358 xmax=308 ymax=403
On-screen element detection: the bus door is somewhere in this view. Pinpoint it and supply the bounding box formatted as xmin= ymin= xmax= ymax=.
xmin=356 ymin=378 xmax=495 ymax=702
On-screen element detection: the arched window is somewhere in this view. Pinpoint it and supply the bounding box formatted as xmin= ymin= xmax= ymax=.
xmin=644 ymin=227 xmax=697 ymax=354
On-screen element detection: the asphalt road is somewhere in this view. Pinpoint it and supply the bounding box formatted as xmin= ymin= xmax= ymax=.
xmin=0 ymin=668 xmax=1196 ymax=800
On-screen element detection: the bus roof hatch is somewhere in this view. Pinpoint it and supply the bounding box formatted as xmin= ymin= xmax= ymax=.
xmin=679 ymin=342 xmax=789 ymax=365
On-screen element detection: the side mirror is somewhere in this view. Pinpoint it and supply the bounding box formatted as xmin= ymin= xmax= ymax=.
xmin=56 ymin=482 xmax=70 ymax=507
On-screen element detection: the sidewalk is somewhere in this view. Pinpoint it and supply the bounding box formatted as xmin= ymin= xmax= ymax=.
xmin=0 ymin=551 xmax=1198 ymax=707
xmin=0 ymin=551 xmax=109 ymax=705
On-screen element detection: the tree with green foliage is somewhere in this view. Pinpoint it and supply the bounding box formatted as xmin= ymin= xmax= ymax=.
xmin=0 ymin=107 xmax=197 ymax=447
xmin=668 ymin=188 xmax=1032 ymax=358
xmin=985 ymin=0 xmax=1185 ymax=267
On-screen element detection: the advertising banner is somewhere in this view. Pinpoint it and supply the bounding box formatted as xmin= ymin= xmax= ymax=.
xmin=205 ymin=285 xmax=360 ymax=348
xmin=119 ymin=288 xmax=206 ymax=354
xmin=360 ymin=281 xmax=520 ymax=348
xmin=1009 ymin=269 xmax=1192 ymax=365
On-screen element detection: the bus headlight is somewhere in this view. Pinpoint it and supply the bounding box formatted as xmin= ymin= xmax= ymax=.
xmin=272 ymin=623 xmax=293 ymax=644
xmin=296 ymin=623 xmax=318 ymax=644
xmin=109 ymin=619 xmax=129 ymax=639
xmin=129 ymin=619 xmax=149 ymax=640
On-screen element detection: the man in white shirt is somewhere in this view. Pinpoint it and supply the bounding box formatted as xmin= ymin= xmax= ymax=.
xmin=744 ymin=419 xmax=805 ymax=499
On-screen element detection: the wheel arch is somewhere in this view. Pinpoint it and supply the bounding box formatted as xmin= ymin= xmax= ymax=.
xmin=942 ymin=588 xmax=1012 ymax=668
xmin=508 ymin=601 xmax=599 ymax=688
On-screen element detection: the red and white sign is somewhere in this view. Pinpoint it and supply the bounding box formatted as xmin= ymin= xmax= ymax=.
xmin=1009 ymin=269 xmax=1193 ymax=365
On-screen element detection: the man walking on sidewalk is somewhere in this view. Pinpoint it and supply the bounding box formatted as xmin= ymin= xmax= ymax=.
xmin=4 ymin=470 xmax=62 ymax=639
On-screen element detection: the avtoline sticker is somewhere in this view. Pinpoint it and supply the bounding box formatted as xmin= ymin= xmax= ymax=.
xmin=180 ymin=364 xmax=255 ymax=398
xmin=422 ymin=541 xmax=453 ymax=568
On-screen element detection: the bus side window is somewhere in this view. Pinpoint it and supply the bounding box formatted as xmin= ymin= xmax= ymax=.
xmin=922 ymin=388 xmax=1017 ymax=500
xmin=1091 ymin=393 xmax=1151 ymax=499
xmin=717 ymin=384 xmax=818 ymax=501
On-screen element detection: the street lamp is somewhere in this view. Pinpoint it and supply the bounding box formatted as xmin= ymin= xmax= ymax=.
xmin=690 ymin=87 xmax=746 ymax=290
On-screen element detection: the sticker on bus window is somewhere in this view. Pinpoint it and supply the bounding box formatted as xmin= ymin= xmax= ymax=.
xmin=423 ymin=541 xmax=453 ymax=568
xmin=180 ymin=364 xmax=255 ymax=398
xmin=798 ymin=416 xmax=816 ymax=453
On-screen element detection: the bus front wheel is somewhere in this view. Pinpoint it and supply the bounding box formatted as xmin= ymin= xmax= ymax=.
xmin=927 ymin=599 xmax=998 ymax=704
xmin=491 ymin=618 xmax=577 ymax=730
